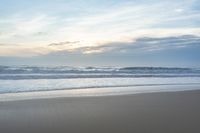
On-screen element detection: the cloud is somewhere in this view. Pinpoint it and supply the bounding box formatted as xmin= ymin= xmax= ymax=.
xmin=55 ymin=0 xmax=200 ymax=41
xmin=0 ymin=0 xmax=200 ymax=56
xmin=74 ymin=35 xmax=200 ymax=54
xmin=0 ymin=43 xmax=20 ymax=46
xmin=174 ymin=8 xmax=184 ymax=13
xmin=1 ymin=34 xmax=200 ymax=57
xmin=13 ymin=14 xmax=57 ymax=37
xmin=38 ymin=34 xmax=200 ymax=67
xmin=48 ymin=41 xmax=80 ymax=46
xmin=0 ymin=46 xmax=51 ymax=57
xmin=33 ymin=32 xmax=48 ymax=36
xmin=0 ymin=14 xmax=56 ymax=42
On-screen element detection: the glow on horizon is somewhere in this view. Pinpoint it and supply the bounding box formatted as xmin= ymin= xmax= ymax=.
xmin=0 ymin=0 xmax=200 ymax=58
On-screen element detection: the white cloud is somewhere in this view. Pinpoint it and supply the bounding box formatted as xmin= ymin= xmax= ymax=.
xmin=0 ymin=0 xmax=200 ymax=56
xmin=15 ymin=15 xmax=50 ymax=34
xmin=0 ymin=46 xmax=51 ymax=57
xmin=0 ymin=14 xmax=56 ymax=45
xmin=175 ymin=8 xmax=184 ymax=13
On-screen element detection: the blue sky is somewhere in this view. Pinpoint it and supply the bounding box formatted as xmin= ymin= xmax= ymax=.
xmin=0 ymin=0 xmax=200 ymax=67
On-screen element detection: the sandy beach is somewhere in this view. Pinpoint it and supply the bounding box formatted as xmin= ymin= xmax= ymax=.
xmin=0 ymin=90 xmax=200 ymax=133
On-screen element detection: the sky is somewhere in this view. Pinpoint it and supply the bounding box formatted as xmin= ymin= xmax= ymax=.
xmin=0 ymin=0 xmax=200 ymax=67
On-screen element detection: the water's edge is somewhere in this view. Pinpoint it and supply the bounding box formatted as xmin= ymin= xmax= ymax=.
xmin=0 ymin=84 xmax=200 ymax=102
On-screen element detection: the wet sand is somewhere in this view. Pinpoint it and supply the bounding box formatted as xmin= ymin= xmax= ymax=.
xmin=0 ymin=90 xmax=200 ymax=133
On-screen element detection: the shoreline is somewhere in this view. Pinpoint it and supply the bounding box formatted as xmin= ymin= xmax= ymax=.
xmin=0 ymin=89 xmax=200 ymax=133
xmin=0 ymin=84 xmax=200 ymax=102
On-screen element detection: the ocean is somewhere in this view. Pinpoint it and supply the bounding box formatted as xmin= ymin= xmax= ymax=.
xmin=0 ymin=66 xmax=200 ymax=94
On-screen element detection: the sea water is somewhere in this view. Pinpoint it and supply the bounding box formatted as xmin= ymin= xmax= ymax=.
xmin=0 ymin=66 xmax=200 ymax=95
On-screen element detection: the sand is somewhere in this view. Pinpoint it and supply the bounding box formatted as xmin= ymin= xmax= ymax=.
xmin=0 ymin=90 xmax=200 ymax=133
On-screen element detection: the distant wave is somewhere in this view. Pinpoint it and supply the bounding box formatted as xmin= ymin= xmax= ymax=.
xmin=0 ymin=66 xmax=200 ymax=80
xmin=1 ymin=74 xmax=200 ymax=80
